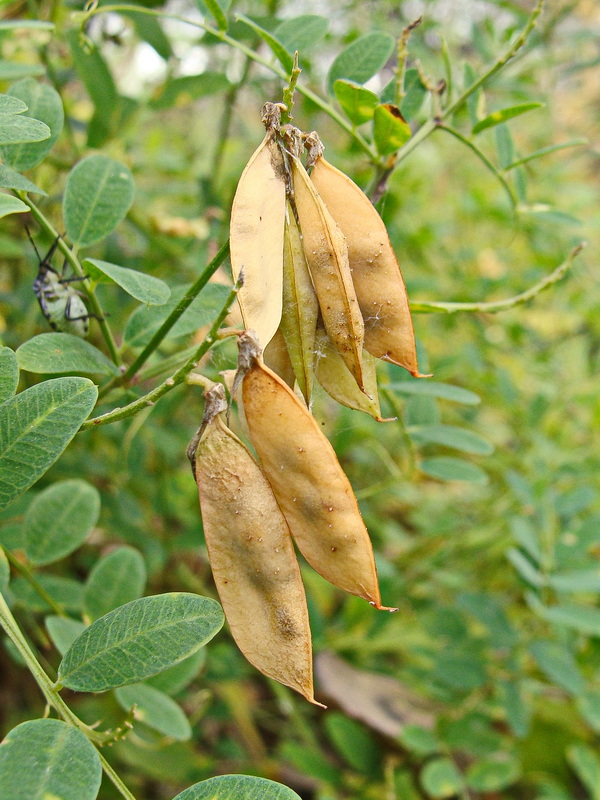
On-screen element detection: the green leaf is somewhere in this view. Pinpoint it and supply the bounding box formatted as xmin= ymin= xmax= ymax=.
xmin=0 ymin=346 xmax=18 ymax=403
xmin=11 ymin=574 xmax=84 ymax=613
xmin=327 ymin=32 xmax=395 ymax=94
xmin=0 ymin=95 xmax=28 ymax=113
xmin=567 ymin=744 xmax=600 ymax=800
xmin=0 ymin=164 xmax=46 ymax=194
xmin=236 ymin=15 xmax=293 ymax=72
xmin=172 ymin=775 xmax=302 ymax=800
xmin=399 ymin=725 xmax=439 ymax=756
xmin=124 ymin=283 xmax=230 ymax=347
xmin=149 ymin=73 xmax=231 ymax=110
xmin=1 ymin=79 xmax=63 ymax=170
xmin=528 ymin=594 xmax=600 ymax=636
xmin=495 ymin=124 xmax=514 ymax=169
xmin=334 ymin=80 xmax=379 ymax=125
xmin=122 ymin=11 xmax=173 ymax=59
xmin=279 ymin=740 xmax=340 ymax=784
xmin=472 ymin=102 xmax=543 ymax=135
xmin=0 ymin=114 xmax=50 ymax=146
xmin=388 ymin=380 xmax=481 ymax=404
xmin=16 ymin=333 xmax=120 ymax=376
xmin=23 ymin=479 xmax=100 ymax=566
xmin=556 ymin=486 xmax=597 ymax=518
xmin=46 ymin=615 xmax=87 ymax=656
xmin=146 ymin=649 xmax=205 ymax=695
xmin=0 ymin=522 xmax=24 ymax=550
xmin=0 ymin=718 xmax=102 ymax=800
xmin=400 ymin=68 xmax=427 ymax=121
xmin=576 ymin=689 xmax=600 ymax=733
xmin=497 ymin=680 xmax=529 ymax=738
xmin=0 ymin=62 xmax=45 ymax=81
xmin=0 ymin=20 xmax=55 ymax=30
xmin=324 ymin=712 xmax=380 ymax=774
xmin=0 ymin=547 xmax=9 ymax=593
xmin=530 ymin=641 xmax=585 ymax=694
xmin=373 ymin=103 xmax=411 ymax=154
xmin=84 ymin=546 xmax=147 ymax=622
xmin=0 ymin=193 xmax=29 ymax=219
xmin=548 ymin=568 xmax=600 ymax=593
xmin=58 ymin=592 xmax=224 ymax=691
xmin=420 ymin=757 xmax=463 ymax=799
xmin=463 ymin=62 xmax=483 ymax=127
xmin=63 ymin=154 xmax=135 ymax=248
xmin=67 ymin=30 xmax=118 ymax=117
xmin=506 ymin=548 xmax=544 ymax=588
xmin=0 ymin=377 xmax=98 ymax=512
xmin=115 ymin=682 xmax=192 ymax=740
xmin=274 ymin=15 xmax=329 ymax=54
xmin=409 ymin=424 xmax=494 ymax=455
xmin=420 ymin=457 xmax=488 ymax=484
xmin=505 ymin=138 xmax=588 ymax=170
xmin=466 ymin=757 xmax=520 ymax=792
xmin=84 ymin=259 xmax=171 ymax=305
xmin=201 ymin=0 xmax=229 ymax=31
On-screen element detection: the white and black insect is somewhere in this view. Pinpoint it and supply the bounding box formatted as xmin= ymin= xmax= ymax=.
xmin=28 ymin=230 xmax=94 ymax=338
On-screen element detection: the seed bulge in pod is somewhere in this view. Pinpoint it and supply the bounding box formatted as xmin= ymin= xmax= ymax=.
xmin=238 ymin=331 xmax=394 ymax=610
xmin=188 ymin=382 xmax=320 ymax=704
xmin=314 ymin=323 xmax=392 ymax=422
xmin=308 ymin=140 xmax=427 ymax=377
xmin=280 ymin=202 xmax=319 ymax=404
xmin=287 ymin=131 xmax=365 ymax=392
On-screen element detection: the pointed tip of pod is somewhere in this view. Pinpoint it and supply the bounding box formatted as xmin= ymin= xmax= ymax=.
xmin=374 ymin=415 xmax=398 ymax=423
xmin=309 ymin=696 xmax=328 ymax=709
xmin=369 ymin=602 xmax=399 ymax=612
xmin=412 ymin=370 xmax=433 ymax=379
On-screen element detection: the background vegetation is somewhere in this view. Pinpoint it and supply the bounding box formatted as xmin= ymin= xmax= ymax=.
xmin=0 ymin=0 xmax=598 ymax=798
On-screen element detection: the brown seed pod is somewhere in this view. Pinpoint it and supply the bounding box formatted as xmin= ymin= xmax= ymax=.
xmin=229 ymin=107 xmax=287 ymax=349
xmin=280 ymin=201 xmax=319 ymax=403
xmin=315 ymin=323 xmax=391 ymax=422
xmin=286 ymin=133 xmax=365 ymax=391
xmin=188 ymin=383 xmax=320 ymax=704
xmin=238 ymin=332 xmax=394 ymax=610
xmin=308 ymin=143 xmax=426 ymax=377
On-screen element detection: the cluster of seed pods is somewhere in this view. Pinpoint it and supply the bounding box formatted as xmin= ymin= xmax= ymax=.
xmin=189 ymin=102 xmax=426 ymax=702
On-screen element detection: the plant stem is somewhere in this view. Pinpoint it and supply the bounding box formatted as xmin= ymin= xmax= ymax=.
xmin=5 ymin=550 xmax=67 ymax=617
xmin=409 ymin=243 xmax=584 ymax=314
xmin=437 ymin=123 xmax=517 ymax=207
xmin=82 ymin=4 xmax=377 ymax=160
xmin=394 ymin=0 xmax=545 ymax=167
xmin=0 ymin=592 xmax=138 ymax=799
xmin=18 ymin=196 xmax=121 ymax=365
xmin=120 ymin=239 xmax=230 ymax=383
xmin=81 ymin=279 xmax=241 ymax=429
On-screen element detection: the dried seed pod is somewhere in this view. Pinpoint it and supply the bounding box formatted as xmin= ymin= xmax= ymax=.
xmin=315 ymin=323 xmax=391 ymax=422
xmin=263 ymin=326 xmax=296 ymax=389
xmin=280 ymin=201 xmax=319 ymax=403
xmin=286 ymin=130 xmax=365 ymax=391
xmin=188 ymin=383 xmax=319 ymax=704
xmin=308 ymin=141 xmax=425 ymax=377
xmin=238 ymin=332 xmax=392 ymax=609
xmin=230 ymin=106 xmax=287 ymax=348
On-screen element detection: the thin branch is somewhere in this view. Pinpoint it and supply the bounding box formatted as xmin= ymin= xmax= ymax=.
xmin=120 ymin=239 xmax=230 ymax=383
xmin=81 ymin=279 xmax=241 ymax=429
xmin=82 ymin=4 xmax=377 ymax=160
xmin=410 ymin=243 xmax=585 ymax=314
xmin=437 ymin=123 xmax=517 ymax=206
xmin=395 ymin=0 xmax=545 ymax=167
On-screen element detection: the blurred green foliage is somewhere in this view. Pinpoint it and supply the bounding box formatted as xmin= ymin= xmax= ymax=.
xmin=0 ymin=0 xmax=598 ymax=798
